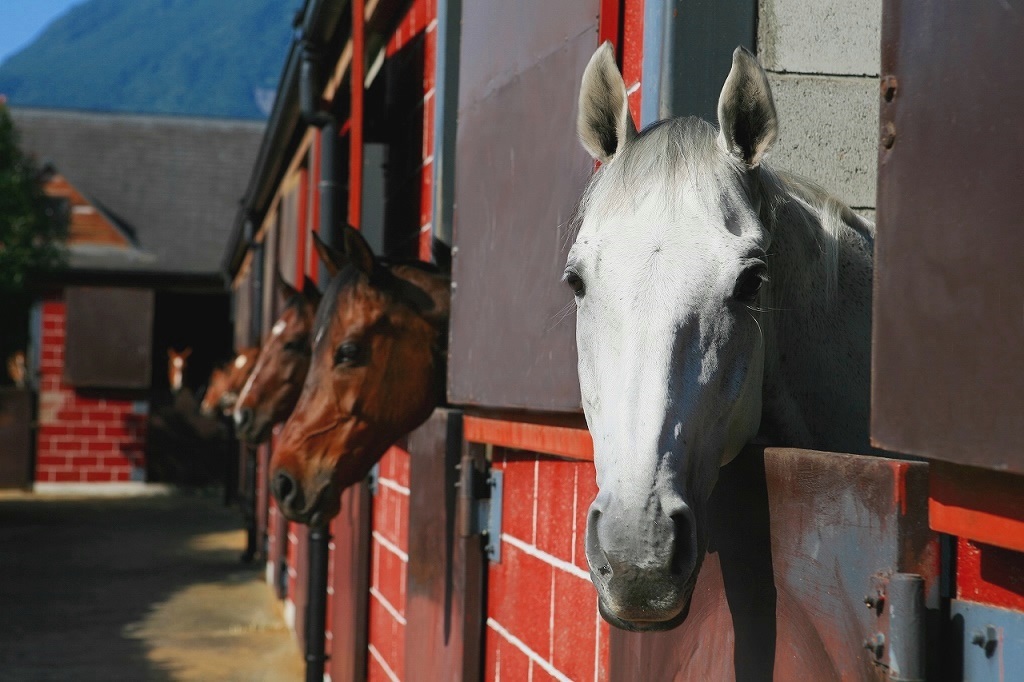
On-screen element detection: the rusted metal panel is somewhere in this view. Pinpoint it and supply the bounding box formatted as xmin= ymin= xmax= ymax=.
xmin=873 ymin=1 xmax=1024 ymax=470
xmin=447 ymin=0 xmax=599 ymax=412
xmin=328 ymin=480 xmax=371 ymax=682
xmin=0 ymin=389 xmax=33 ymax=489
xmin=610 ymin=447 xmax=939 ymax=681
xmin=405 ymin=409 xmax=486 ymax=682
xmin=63 ymin=286 xmax=154 ymax=389
xmin=930 ymin=462 xmax=1024 ymax=554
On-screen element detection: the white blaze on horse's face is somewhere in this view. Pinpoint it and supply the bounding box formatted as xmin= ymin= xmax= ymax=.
xmin=571 ymin=43 xmax=778 ymax=631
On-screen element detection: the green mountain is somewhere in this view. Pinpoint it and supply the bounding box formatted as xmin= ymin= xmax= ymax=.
xmin=0 ymin=0 xmax=301 ymax=119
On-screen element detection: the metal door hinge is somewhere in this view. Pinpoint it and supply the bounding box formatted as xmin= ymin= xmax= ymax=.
xmin=864 ymin=572 xmax=926 ymax=681
xmin=456 ymin=455 xmax=503 ymax=563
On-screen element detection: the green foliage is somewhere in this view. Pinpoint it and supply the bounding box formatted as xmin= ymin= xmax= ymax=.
xmin=0 ymin=0 xmax=300 ymax=120
xmin=0 ymin=103 xmax=65 ymax=374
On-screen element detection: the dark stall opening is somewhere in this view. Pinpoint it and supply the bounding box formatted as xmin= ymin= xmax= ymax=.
xmin=146 ymin=291 xmax=236 ymax=488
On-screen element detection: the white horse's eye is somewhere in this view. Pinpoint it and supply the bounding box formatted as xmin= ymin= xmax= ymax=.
xmin=732 ymin=264 xmax=768 ymax=302
xmin=563 ymin=270 xmax=586 ymax=297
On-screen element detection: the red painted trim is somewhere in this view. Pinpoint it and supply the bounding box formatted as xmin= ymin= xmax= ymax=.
xmin=349 ymin=0 xmax=366 ymax=228
xmin=930 ymin=462 xmax=1024 ymax=552
xmin=956 ymin=537 xmax=1024 ymax=611
xmin=463 ymin=416 xmax=594 ymax=461
xmin=598 ymin=0 xmax=622 ymax=52
xmin=621 ymin=0 xmax=644 ymax=126
xmin=296 ymin=167 xmax=309 ymax=287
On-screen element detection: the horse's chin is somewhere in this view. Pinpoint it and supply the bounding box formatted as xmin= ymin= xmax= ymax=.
xmin=598 ymin=595 xmax=692 ymax=632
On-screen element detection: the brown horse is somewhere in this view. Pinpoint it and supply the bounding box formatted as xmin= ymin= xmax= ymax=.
xmin=233 ymin=272 xmax=322 ymax=443
xmin=200 ymin=347 xmax=259 ymax=416
xmin=167 ymin=347 xmax=191 ymax=393
xmin=270 ymin=227 xmax=450 ymax=524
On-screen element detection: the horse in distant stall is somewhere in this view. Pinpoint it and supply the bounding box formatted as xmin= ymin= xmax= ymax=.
xmin=269 ymin=228 xmax=450 ymax=525
xmin=167 ymin=347 xmax=191 ymax=394
xmin=200 ymin=348 xmax=259 ymax=417
xmin=233 ymin=272 xmax=321 ymax=444
xmin=566 ymin=44 xmax=874 ymax=631
xmin=6 ymin=351 xmax=26 ymax=388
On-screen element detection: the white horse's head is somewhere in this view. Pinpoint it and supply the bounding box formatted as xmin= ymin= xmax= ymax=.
xmin=570 ymin=43 xmax=778 ymax=630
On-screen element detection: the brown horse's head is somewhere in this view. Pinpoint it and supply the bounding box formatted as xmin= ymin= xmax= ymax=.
xmin=270 ymin=227 xmax=450 ymax=524
xmin=200 ymin=347 xmax=259 ymax=416
xmin=167 ymin=347 xmax=191 ymax=393
xmin=233 ymin=272 xmax=322 ymax=443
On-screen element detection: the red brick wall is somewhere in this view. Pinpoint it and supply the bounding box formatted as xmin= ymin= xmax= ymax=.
xmin=367 ymin=445 xmax=410 ymax=682
xmin=486 ymin=450 xmax=610 ymax=682
xmin=35 ymin=295 xmax=147 ymax=484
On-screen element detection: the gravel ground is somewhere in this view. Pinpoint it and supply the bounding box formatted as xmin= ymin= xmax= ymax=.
xmin=0 ymin=489 xmax=302 ymax=681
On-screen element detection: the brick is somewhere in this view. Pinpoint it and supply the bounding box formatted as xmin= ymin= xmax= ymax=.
xmin=535 ymin=459 xmax=578 ymax=564
xmin=35 ymin=455 xmax=69 ymax=468
xmin=372 ymin=537 xmax=405 ymax=617
xmin=102 ymin=424 xmax=130 ymax=438
xmin=56 ymin=409 xmax=86 ymax=422
xmin=423 ymin=26 xmax=436 ymax=94
xmin=597 ymin=618 xmax=610 ymax=681
xmin=367 ymin=594 xmax=404 ymax=680
xmin=489 ymin=540 xmax=553 ymax=660
xmin=501 ymin=453 xmax=537 ymax=544
xmin=112 ymin=468 xmax=132 ymax=482
xmin=552 ymin=570 xmax=599 ymax=682
xmin=395 ymin=490 xmax=408 ymax=554
xmin=485 ymin=629 xmax=531 ymax=682
xmin=70 ymin=456 xmax=100 ymax=468
xmin=419 ymin=160 xmax=433 ymax=227
xmin=575 ymin=466 xmax=599 ymax=574
xmin=85 ymin=469 xmax=115 ymax=482
xmin=53 ymin=438 xmax=83 ymax=454
xmin=69 ymin=425 xmax=101 ymax=438
xmin=87 ymin=441 xmax=116 ymax=453
xmin=52 ymin=470 xmax=81 ymax=483
xmin=391 ymin=447 xmax=410 ymax=490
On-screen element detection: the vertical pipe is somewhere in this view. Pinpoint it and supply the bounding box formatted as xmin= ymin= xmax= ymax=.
xmin=888 ymin=572 xmax=926 ymax=682
xmin=431 ymin=0 xmax=461 ymax=265
xmin=244 ymin=238 xmax=265 ymax=563
xmin=304 ymin=524 xmax=331 ymax=682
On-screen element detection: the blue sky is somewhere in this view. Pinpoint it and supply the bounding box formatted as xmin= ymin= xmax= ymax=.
xmin=0 ymin=0 xmax=85 ymax=65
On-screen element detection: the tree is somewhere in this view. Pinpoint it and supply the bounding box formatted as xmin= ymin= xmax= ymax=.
xmin=0 ymin=100 xmax=65 ymax=384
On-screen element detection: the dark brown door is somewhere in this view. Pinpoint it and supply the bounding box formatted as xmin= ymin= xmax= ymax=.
xmin=872 ymin=2 xmax=1024 ymax=471
xmin=447 ymin=0 xmax=600 ymax=412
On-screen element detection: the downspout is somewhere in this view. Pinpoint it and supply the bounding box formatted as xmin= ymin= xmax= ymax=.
xmin=244 ymin=218 xmax=264 ymax=564
xmin=299 ymin=28 xmax=337 ymax=682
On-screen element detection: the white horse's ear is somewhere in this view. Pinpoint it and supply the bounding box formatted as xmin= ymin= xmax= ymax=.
xmin=578 ymin=41 xmax=638 ymax=164
xmin=717 ymin=47 xmax=778 ymax=168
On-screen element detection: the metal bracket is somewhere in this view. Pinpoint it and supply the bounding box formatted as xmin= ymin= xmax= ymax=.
xmin=456 ymin=455 xmax=503 ymax=563
xmin=863 ymin=571 xmax=926 ymax=681
xmin=479 ymin=470 xmax=503 ymax=563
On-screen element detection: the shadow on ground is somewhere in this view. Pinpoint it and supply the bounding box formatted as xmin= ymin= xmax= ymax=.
xmin=0 ymin=490 xmax=301 ymax=681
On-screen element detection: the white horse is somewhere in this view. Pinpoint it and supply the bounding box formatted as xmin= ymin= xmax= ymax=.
xmin=569 ymin=43 xmax=874 ymax=631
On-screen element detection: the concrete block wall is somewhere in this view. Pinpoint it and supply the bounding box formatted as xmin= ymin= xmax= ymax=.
xmin=486 ymin=449 xmax=611 ymax=682
xmin=758 ymin=0 xmax=882 ymax=219
xmin=35 ymin=295 xmax=148 ymax=484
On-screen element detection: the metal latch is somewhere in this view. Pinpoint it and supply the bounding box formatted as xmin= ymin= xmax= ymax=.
xmin=456 ymin=452 xmax=504 ymax=563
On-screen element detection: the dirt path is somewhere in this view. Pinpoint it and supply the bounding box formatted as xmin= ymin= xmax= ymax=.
xmin=0 ymin=489 xmax=302 ymax=681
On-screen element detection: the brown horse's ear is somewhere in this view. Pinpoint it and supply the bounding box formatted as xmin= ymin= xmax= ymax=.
xmin=275 ymin=268 xmax=300 ymax=302
xmin=302 ymin=276 xmax=323 ymax=307
xmin=312 ymin=231 xmax=344 ymax=278
xmin=341 ymin=224 xmax=376 ymax=277
xmin=182 ymin=347 xmax=192 ymax=359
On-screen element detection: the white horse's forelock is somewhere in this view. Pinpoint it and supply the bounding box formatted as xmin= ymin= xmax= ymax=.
xmin=573 ymin=116 xmax=865 ymax=305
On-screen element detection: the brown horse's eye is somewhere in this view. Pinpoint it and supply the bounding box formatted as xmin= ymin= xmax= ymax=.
xmin=334 ymin=341 xmax=363 ymax=367
xmin=563 ymin=269 xmax=585 ymax=297
xmin=733 ymin=264 xmax=768 ymax=303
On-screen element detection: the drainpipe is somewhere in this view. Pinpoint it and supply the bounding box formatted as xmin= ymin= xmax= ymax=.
xmin=299 ymin=33 xmax=336 ymax=682
xmin=243 ymin=229 xmax=264 ymax=564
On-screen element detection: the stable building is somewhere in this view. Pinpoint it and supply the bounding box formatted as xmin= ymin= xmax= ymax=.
xmin=10 ymin=108 xmax=264 ymax=489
